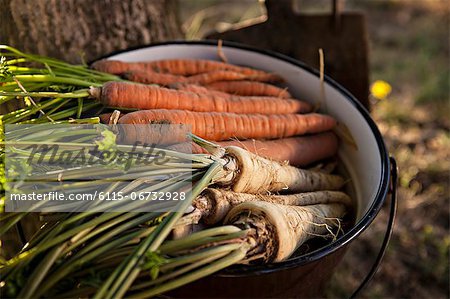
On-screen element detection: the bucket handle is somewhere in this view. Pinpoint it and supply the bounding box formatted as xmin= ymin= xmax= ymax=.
xmin=350 ymin=156 xmax=398 ymax=298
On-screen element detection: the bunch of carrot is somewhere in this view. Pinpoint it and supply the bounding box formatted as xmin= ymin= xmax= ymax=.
xmin=0 ymin=45 xmax=338 ymax=167
xmin=90 ymin=57 xmax=339 ymax=167
xmin=0 ymin=45 xmax=354 ymax=298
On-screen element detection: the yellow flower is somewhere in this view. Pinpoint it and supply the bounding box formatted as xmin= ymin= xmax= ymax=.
xmin=370 ymin=80 xmax=392 ymax=100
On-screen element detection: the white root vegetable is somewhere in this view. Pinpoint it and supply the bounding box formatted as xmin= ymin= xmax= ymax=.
xmin=173 ymin=145 xmax=348 ymax=238
xmin=193 ymin=188 xmax=351 ymax=225
xmin=171 ymin=222 xmax=208 ymax=240
xmin=224 ymin=201 xmax=346 ymax=262
xmin=215 ymin=146 xmax=345 ymax=194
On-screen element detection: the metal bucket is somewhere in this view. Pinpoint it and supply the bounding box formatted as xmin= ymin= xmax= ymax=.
xmin=102 ymin=40 xmax=397 ymax=298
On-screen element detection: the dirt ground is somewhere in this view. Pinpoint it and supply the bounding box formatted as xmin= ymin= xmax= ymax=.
xmin=179 ymin=1 xmax=450 ymax=298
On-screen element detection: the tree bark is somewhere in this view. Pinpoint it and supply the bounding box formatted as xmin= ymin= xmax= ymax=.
xmin=0 ymin=0 xmax=182 ymax=258
xmin=0 ymin=0 xmax=183 ymax=63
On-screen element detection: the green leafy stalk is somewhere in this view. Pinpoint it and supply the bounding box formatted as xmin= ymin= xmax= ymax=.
xmin=131 ymin=243 xmax=242 ymax=292
xmin=0 ymin=44 xmax=124 ymax=124
xmin=95 ymin=162 xmax=223 ymax=299
xmin=128 ymin=246 xmax=248 ymax=298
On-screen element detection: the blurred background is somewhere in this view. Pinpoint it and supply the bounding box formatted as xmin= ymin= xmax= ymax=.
xmin=177 ymin=0 xmax=449 ymax=297
xmin=1 ymin=0 xmax=448 ymax=297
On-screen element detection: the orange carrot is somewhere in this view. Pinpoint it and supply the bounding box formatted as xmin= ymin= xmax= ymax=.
xmin=90 ymin=82 xmax=312 ymax=114
xmin=91 ymin=60 xmax=144 ymax=74
xmin=169 ymin=83 xmax=233 ymax=98
xmin=91 ymin=59 xmax=281 ymax=79
xmin=207 ymin=81 xmax=292 ymax=98
xmin=168 ymin=132 xmax=338 ymax=167
xmin=170 ymin=82 xmax=290 ymax=102
xmin=117 ymin=109 xmax=336 ymax=143
xmin=98 ymin=110 xmax=123 ymax=125
xmin=123 ymin=70 xmax=187 ymax=86
xmin=219 ymin=133 xmax=338 ymax=166
xmin=185 ymin=70 xmax=281 ymax=84
xmin=123 ymin=69 xmax=280 ymax=85
xmin=134 ymin=59 xmax=279 ymax=77
xmin=99 ymin=113 xmax=113 ymax=124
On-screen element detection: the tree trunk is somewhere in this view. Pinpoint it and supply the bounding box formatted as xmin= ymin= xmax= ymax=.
xmin=0 ymin=0 xmax=182 ymax=258
xmin=0 ymin=0 xmax=183 ymax=63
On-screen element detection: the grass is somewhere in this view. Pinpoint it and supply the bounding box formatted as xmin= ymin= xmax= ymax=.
xmin=364 ymin=1 xmax=449 ymax=106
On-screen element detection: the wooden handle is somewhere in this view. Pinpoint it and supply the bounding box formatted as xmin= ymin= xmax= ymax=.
xmin=333 ymin=0 xmax=344 ymax=27
xmin=333 ymin=0 xmax=345 ymax=16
